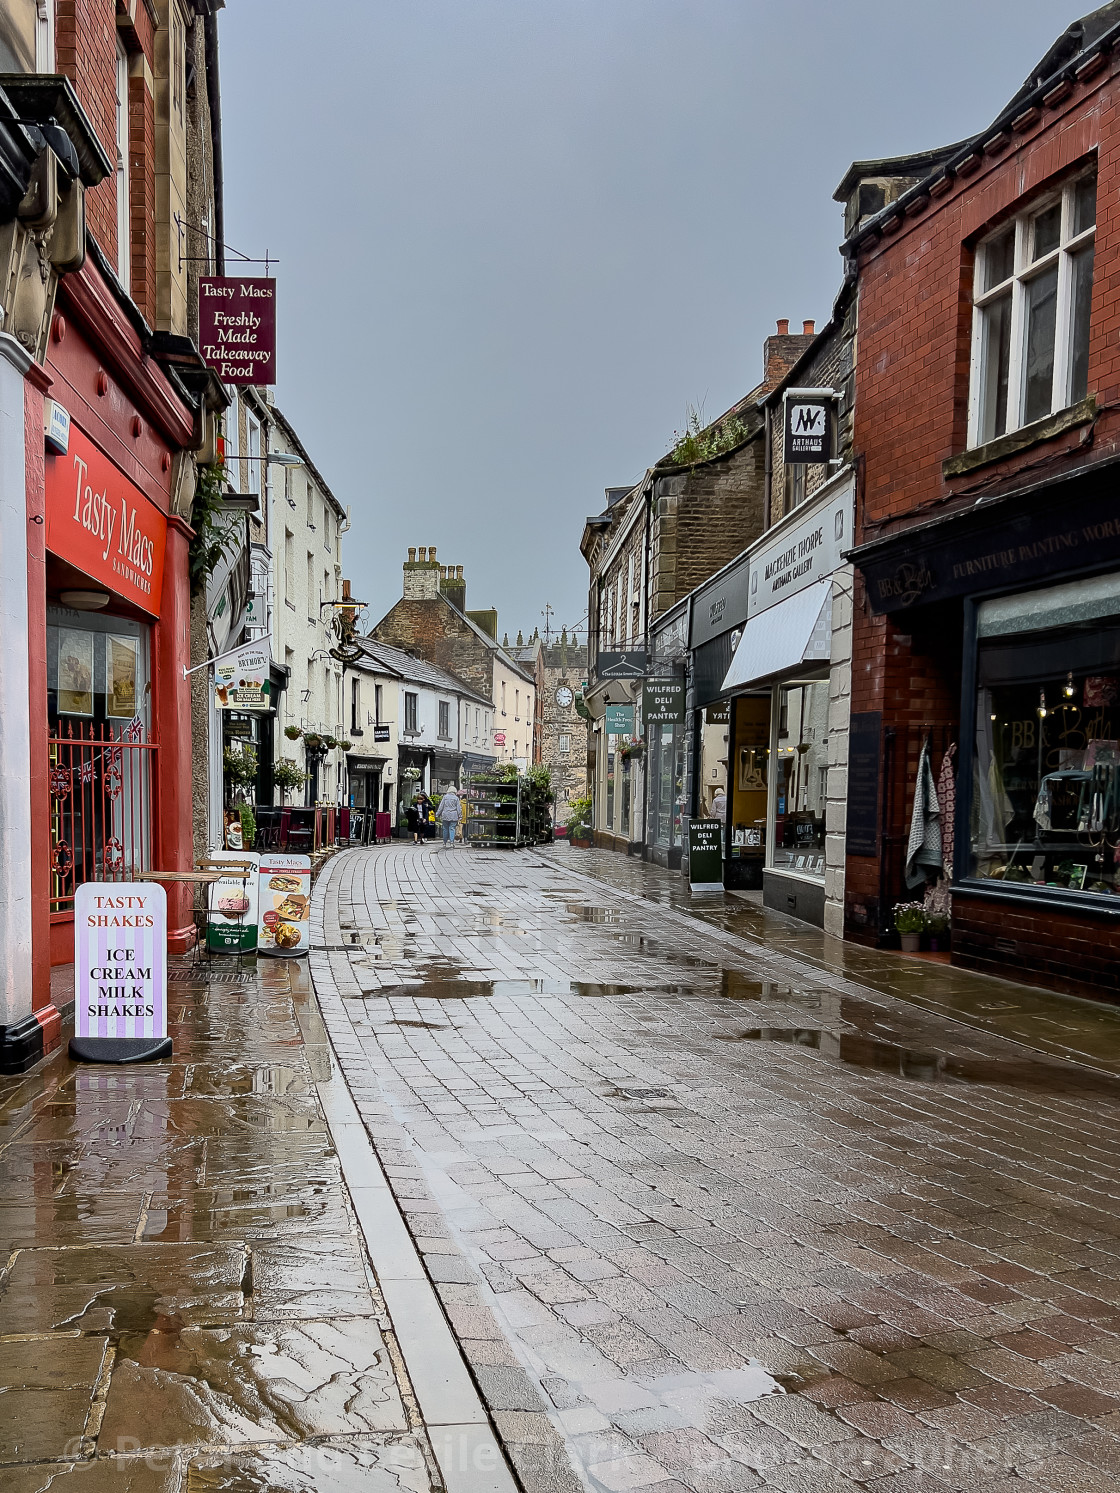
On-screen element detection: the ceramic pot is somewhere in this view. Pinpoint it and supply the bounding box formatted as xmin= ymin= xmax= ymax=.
xmin=899 ymin=932 xmax=921 ymax=953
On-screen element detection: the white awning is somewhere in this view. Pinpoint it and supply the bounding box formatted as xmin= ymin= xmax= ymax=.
xmin=720 ymin=581 xmax=832 ymax=694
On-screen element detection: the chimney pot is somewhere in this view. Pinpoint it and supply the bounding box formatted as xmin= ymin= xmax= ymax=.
xmin=417 ymin=547 xmax=426 ymax=562
xmin=457 ymin=565 xmax=464 ymax=580
xmin=776 ymin=318 xmax=790 ymax=335
xmin=429 ymin=546 xmax=437 ymax=562
xmin=803 ymin=319 xmax=815 ymax=335
xmin=407 ymin=547 xmax=416 ymax=562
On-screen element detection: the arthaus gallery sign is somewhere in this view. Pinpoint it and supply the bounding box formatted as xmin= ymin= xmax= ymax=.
xmin=198 ymin=277 xmax=276 ymax=384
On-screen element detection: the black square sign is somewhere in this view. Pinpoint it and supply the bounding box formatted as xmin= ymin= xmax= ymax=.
xmin=784 ymin=395 xmax=833 ymax=463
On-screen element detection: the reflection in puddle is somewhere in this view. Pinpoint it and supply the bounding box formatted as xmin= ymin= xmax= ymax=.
xmin=565 ymin=904 xmax=622 ymax=924
xmin=729 ymin=1027 xmax=1120 ymax=1093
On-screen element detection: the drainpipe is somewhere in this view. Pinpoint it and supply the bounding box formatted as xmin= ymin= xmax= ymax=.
xmin=763 ymin=406 xmax=773 ymax=531
xmin=204 ymin=9 xmax=224 ymax=274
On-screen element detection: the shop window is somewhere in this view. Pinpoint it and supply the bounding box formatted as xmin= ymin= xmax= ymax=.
xmin=970 ymin=169 xmax=1096 ymax=446
xmin=605 ymin=738 xmax=615 ymax=829
xmin=404 ymin=692 xmax=418 ymax=733
xmin=650 ymin=723 xmax=685 ymax=848
xmin=620 ymin=754 xmax=631 ymax=835
xmin=438 ymin=700 xmax=450 ymax=739
xmin=971 ymin=574 xmax=1120 ymax=897
xmin=771 ymin=679 xmax=828 ymax=880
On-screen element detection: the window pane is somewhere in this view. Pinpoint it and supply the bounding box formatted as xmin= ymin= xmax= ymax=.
xmin=1070 ymin=242 xmax=1095 ymax=404
xmin=980 ymin=291 xmax=1012 ymax=440
xmin=1031 ymin=202 xmax=1061 ymax=261
xmin=983 ymin=225 xmax=1015 ymax=291
xmin=1073 ymin=172 xmax=1097 ymax=237
xmin=772 ymin=681 xmax=828 ymax=882
xmin=1023 ymin=264 xmax=1059 ymax=424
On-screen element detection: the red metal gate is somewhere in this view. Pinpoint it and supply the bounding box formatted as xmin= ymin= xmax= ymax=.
xmin=47 ymin=720 xmax=158 ymax=915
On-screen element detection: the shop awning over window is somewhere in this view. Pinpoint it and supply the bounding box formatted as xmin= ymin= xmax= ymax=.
xmin=720 ymin=581 xmax=832 ymax=694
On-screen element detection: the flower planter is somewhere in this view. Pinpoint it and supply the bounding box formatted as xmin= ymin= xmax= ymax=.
xmin=570 ymin=837 xmax=592 ymax=849
xmin=899 ymin=932 xmax=921 ymax=953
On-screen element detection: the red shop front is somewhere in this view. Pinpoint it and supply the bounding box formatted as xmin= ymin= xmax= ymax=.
xmin=27 ymin=259 xmax=198 ymax=1012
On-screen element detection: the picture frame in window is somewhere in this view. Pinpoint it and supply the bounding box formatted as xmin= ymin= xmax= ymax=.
xmin=105 ymin=635 xmax=139 ymax=718
xmin=58 ymin=629 xmax=94 ymax=716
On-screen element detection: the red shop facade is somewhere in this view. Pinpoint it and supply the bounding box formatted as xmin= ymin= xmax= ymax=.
xmin=19 ymin=253 xmax=199 ymax=1065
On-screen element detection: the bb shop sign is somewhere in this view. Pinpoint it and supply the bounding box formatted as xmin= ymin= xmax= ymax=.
xmin=748 ymin=481 xmax=853 ymax=619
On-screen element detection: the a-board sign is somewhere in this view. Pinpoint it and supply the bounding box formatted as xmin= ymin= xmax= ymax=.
xmin=688 ymin=817 xmax=724 ymax=893
xmin=257 ymin=853 xmax=312 ymax=957
xmin=207 ymin=851 xmax=259 ymax=952
xmin=74 ymin=881 xmax=167 ymax=1042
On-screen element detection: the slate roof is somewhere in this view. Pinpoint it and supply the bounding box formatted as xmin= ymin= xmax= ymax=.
xmin=354 ymin=637 xmax=491 ymax=708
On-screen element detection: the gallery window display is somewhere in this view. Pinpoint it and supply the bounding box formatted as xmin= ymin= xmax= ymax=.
xmin=971 ymin=575 xmax=1120 ymax=896
xmin=771 ymin=679 xmax=829 ymax=880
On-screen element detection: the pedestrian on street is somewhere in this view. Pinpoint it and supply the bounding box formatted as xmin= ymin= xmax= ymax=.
xmin=406 ymin=793 xmax=426 ymax=844
xmin=437 ymin=786 xmax=462 ymax=848
xmin=709 ymin=788 xmax=727 ymax=822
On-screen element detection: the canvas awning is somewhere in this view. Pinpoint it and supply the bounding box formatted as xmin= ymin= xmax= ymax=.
xmin=720 ymin=581 xmax=832 ymax=694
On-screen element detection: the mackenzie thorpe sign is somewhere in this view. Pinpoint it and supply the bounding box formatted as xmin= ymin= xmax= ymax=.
xmin=198 ymin=276 xmax=276 ymax=384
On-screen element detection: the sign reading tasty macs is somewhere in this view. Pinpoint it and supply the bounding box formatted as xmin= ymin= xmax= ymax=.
xmin=207 ymin=851 xmax=259 ymax=952
xmin=198 ymin=277 xmax=276 ymax=384
xmin=258 ymin=854 xmax=311 ymax=957
xmin=74 ymin=882 xmax=167 ymax=1040
xmin=214 ymin=641 xmax=271 ymax=710
xmin=45 ymin=426 xmax=168 ymax=617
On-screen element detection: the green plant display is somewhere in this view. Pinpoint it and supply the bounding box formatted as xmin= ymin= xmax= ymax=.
xmin=321 ymin=735 xmax=338 ymax=750
xmin=566 ymin=794 xmax=593 ymax=840
xmin=188 ymin=454 xmax=243 ymax=598
xmin=238 ymin=803 xmax=256 ymax=849
xmin=522 ymin=763 xmax=555 ymax=843
xmin=892 ymin=901 xmax=926 ymax=935
xmin=273 ymin=758 xmax=308 ymax=797
xmin=668 ymin=406 xmax=751 ymax=468
xmin=283 ymin=725 xmax=302 ymax=741
xmin=222 ymin=743 xmax=258 ymax=786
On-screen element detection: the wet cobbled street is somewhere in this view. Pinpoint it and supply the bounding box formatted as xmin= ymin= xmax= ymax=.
xmin=310 ymin=843 xmax=1120 ymax=1493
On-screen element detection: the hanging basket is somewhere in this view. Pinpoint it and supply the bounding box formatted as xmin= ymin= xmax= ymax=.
xmin=284 ymin=725 xmax=302 ymax=741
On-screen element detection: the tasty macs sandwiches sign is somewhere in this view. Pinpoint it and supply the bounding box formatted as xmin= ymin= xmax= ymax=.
xmin=74 ymin=882 xmax=167 ymax=1041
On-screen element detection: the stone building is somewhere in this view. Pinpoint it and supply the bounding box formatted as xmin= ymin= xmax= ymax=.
xmin=540 ymin=632 xmax=589 ymax=820
xmin=371 ymin=547 xmax=536 ymax=770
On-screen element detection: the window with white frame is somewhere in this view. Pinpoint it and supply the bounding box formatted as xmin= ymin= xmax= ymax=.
xmin=558 ymin=733 xmax=571 ymax=755
xmin=35 ymin=1 xmax=55 ymax=70
xmin=224 ymin=395 xmax=240 ymax=490
xmin=970 ymin=169 xmax=1096 ymax=447
xmin=438 ymin=700 xmax=450 ymax=739
xmin=115 ymin=38 xmax=129 ymax=291
xmin=404 ymin=692 xmax=418 ymax=733
xmin=246 ymin=413 xmax=261 ymax=500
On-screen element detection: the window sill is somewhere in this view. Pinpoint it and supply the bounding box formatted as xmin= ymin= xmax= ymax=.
xmin=955 ymin=877 xmax=1120 ymax=919
xmin=284 ymin=600 xmax=296 ymax=611
xmin=943 ymin=396 xmax=1096 ymax=478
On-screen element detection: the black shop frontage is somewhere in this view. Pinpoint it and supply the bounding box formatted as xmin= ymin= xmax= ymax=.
xmin=849 ymin=454 xmax=1120 ymax=1002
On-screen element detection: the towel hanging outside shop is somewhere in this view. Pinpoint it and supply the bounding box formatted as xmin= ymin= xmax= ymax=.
xmin=905 ymin=737 xmax=943 ymax=890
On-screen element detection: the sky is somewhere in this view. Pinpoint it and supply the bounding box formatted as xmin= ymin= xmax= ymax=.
xmin=219 ymin=0 xmax=1075 ymax=643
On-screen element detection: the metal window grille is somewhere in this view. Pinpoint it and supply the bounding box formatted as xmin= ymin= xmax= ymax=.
xmin=47 ymin=719 xmax=157 ymax=915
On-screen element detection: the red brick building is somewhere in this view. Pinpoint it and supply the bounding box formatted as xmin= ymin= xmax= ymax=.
xmin=843 ymin=2 xmax=1120 ymax=1000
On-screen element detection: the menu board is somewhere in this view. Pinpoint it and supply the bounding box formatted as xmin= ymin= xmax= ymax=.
xmin=257 ymin=853 xmax=312 ymax=957
xmin=74 ymin=882 xmax=167 ymax=1040
xmin=206 ymin=851 xmax=259 ymax=952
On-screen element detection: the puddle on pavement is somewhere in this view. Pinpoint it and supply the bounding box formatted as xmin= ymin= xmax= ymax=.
xmin=565 ymin=903 xmax=622 ymax=923
xmin=726 ymin=1026 xmax=1120 ymax=1094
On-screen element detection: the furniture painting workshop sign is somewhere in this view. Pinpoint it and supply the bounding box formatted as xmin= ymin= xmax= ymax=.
xmin=198 ymin=277 xmax=276 ymax=384
xmin=258 ymin=853 xmax=312 ymax=957
xmin=72 ymin=882 xmax=170 ymax=1062
xmin=214 ymin=640 xmax=271 ymax=710
xmin=207 ymin=851 xmax=260 ymax=952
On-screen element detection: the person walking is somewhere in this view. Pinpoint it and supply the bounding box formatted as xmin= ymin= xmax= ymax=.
xmin=406 ymin=792 xmax=426 ymax=844
xmin=437 ymin=786 xmax=462 ymax=848
xmin=709 ymin=788 xmax=727 ymax=823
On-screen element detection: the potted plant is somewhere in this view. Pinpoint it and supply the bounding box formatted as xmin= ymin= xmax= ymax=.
xmin=222 ymin=743 xmax=258 ymax=797
xmin=620 ymin=738 xmax=645 ymax=762
xmin=893 ymin=901 xmax=926 ymax=953
xmin=925 ymin=911 xmax=950 ymax=951
xmin=238 ymin=803 xmax=257 ymax=849
xmin=303 ymin=732 xmax=324 ymax=754
xmin=321 ymin=735 xmax=338 ymax=751
xmin=566 ymin=794 xmax=593 ymax=848
xmin=337 ymin=739 xmax=353 ymax=752
xmin=273 ymin=758 xmax=308 ymax=801
xmin=283 ymin=725 xmax=302 ymax=741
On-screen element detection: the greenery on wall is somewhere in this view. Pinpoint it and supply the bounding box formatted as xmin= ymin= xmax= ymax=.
xmin=188 ymin=456 xmax=244 ymax=597
xmin=668 ymin=406 xmax=751 ymax=468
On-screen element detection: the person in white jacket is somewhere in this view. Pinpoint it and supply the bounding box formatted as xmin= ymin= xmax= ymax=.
xmin=436 ymin=787 xmax=463 ymax=848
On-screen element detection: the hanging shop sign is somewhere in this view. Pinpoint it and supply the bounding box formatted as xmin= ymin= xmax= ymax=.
xmin=45 ymin=425 xmax=168 ymax=617
xmin=198 ymin=276 xmax=277 ymax=385
xmin=207 ymin=851 xmax=259 ymax=953
xmin=214 ymin=640 xmax=271 ymax=710
xmin=604 ymin=703 xmax=634 ymax=734
xmin=597 ymin=650 xmax=647 ymax=680
xmin=748 ymin=478 xmax=852 ymax=619
xmin=783 ymin=389 xmax=835 ymax=464
xmin=493 ymin=731 xmax=506 ymax=745
xmin=705 ymin=701 xmax=730 ymax=725
xmin=71 ymin=882 xmax=170 ymax=1062
xmin=643 ymin=678 xmax=686 ymax=725
xmin=688 ymin=818 xmax=724 ymax=893
xmin=258 ymin=853 xmax=312 ymax=957
xmin=373 ymin=725 xmax=391 ymax=743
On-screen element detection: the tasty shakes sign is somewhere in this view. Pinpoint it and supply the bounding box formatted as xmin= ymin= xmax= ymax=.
xmin=45 ymin=428 xmax=167 ymax=616
xmin=74 ymin=882 xmax=167 ymax=1041
xmin=198 ymin=277 xmax=276 ymax=384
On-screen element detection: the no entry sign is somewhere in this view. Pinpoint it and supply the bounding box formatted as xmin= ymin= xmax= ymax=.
xmin=71 ymin=882 xmax=170 ymax=1063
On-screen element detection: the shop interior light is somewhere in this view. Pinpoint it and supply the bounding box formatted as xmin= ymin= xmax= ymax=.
xmin=1065 ymin=671 xmax=1076 ymax=698
xmin=1038 ymin=688 xmax=1048 ymax=719
xmin=60 ymin=589 xmax=110 ymax=611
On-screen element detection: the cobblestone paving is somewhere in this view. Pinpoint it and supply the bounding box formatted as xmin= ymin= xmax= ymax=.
xmin=0 ymin=955 xmax=438 ymax=1492
xmin=312 ymin=843 xmax=1120 ymax=1493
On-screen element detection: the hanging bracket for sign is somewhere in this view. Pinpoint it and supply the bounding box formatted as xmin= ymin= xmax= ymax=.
xmin=783 ymin=388 xmax=838 ymax=465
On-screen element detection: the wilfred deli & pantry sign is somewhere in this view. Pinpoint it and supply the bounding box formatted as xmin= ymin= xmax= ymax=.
xmin=198 ymin=277 xmax=276 ymax=385
xmin=73 ymin=882 xmax=167 ymax=1042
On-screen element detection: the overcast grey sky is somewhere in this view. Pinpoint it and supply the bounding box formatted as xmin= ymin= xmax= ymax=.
xmin=220 ymin=0 xmax=1072 ymax=642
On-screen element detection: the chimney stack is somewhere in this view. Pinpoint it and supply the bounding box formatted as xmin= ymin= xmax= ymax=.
xmin=763 ymin=317 xmax=817 ymax=393
xmin=417 ymin=546 xmax=426 ymax=562
xmin=404 ymin=544 xmax=441 ymax=600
